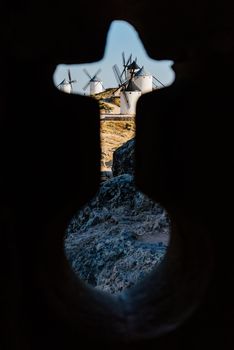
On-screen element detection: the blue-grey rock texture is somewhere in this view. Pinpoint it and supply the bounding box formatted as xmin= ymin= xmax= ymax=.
xmin=65 ymin=139 xmax=170 ymax=294
xmin=112 ymin=138 xmax=135 ymax=176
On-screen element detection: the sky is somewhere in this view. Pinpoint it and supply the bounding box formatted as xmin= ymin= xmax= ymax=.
xmin=53 ymin=20 xmax=175 ymax=95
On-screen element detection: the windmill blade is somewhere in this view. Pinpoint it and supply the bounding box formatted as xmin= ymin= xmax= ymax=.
xmin=113 ymin=64 xmax=123 ymax=86
xmin=123 ymin=53 xmax=132 ymax=67
xmin=82 ymin=80 xmax=91 ymax=91
xmin=83 ymin=68 xmax=92 ymax=80
xmin=120 ymin=62 xmax=127 ymax=79
xmin=153 ymin=81 xmax=159 ymax=88
xmin=67 ymin=68 xmax=78 ymax=91
xmin=120 ymin=67 xmax=126 ymax=80
xmin=125 ymin=54 xmax=133 ymax=79
xmin=57 ymin=79 xmax=65 ymax=88
xmin=120 ymin=53 xmax=133 ymax=80
xmin=122 ymin=52 xmax=126 ymax=66
xmin=128 ymin=54 xmax=132 ymax=65
xmin=68 ymin=69 xmax=72 ymax=82
xmin=120 ymin=58 xmax=128 ymax=79
xmin=93 ymin=68 xmax=102 ymax=80
xmin=125 ymin=54 xmax=132 ymax=68
xmin=120 ymin=52 xmax=126 ymax=79
xmin=153 ymin=75 xmax=165 ymax=87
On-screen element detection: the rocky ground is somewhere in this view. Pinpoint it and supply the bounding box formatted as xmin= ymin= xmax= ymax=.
xmin=65 ymin=137 xmax=170 ymax=294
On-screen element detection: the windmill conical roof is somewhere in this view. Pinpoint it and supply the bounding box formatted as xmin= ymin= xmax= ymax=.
xmin=127 ymin=61 xmax=140 ymax=70
xmin=91 ymin=77 xmax=101 ymax=82
xmin=125 ymin=80 xmax=141 ymax=92
xmin=135 ymin=66 xmax=151 ymax=77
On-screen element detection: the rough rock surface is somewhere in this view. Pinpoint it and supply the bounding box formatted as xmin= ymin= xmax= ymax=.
xmin=65 ymin=136 xmax=170 ymax=294
xmin=65 ymin=172 xmax=170 ymax=294
xmin=112 ymin=138 xmax=135 ymax=176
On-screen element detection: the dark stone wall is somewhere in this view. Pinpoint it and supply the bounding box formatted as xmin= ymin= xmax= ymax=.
xmin=1 ymin=1 xmax=234 ymax=349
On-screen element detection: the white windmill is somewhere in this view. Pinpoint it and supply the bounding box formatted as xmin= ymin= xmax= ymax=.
xmin=134 ymin=66 xmax=153 ymax=93
xmin=82 ymin=68 xmax=104 ymax=95
xmin=113 ymin=64 xmax=141 ymax=115
xmin=57 ymin=69 xmax=77 ymax=94
xmin=120 ymin=52 xmax=165 ymax=92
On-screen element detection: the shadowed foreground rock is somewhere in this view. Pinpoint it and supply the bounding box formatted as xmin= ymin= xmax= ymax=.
xmin=112 ymin=138 xmax=135 ymax=176
xmin=65 ymin=140 xmax=170 ymax=293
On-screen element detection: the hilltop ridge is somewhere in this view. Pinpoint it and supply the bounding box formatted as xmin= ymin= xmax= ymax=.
xmin=93 ymin=88 xmax=120 ymax=114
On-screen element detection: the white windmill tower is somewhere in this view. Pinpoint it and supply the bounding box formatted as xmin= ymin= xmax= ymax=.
xmin=113 ymin=64 xmax=141 ymax=115
xmin=120 ymin=79 xmax=141 ymax=115
xmin=82 ymin=68 xmax=104 ymax=95
xmin=57 ymin=69 xmax=77 ymax=94
xmin=134 ymin=66 xmax=153 ymax=93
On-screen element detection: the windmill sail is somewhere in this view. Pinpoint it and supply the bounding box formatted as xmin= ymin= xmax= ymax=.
xmin=82 ymin=68 xmax=103 ymax=94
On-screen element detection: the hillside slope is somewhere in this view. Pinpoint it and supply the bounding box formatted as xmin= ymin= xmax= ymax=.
xmin=100 ymin=120 xmax=135 ymax=172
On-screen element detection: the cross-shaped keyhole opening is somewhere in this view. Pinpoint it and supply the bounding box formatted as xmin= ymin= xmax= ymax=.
xmin=53 ymin=20 xmax=174 ymax=294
